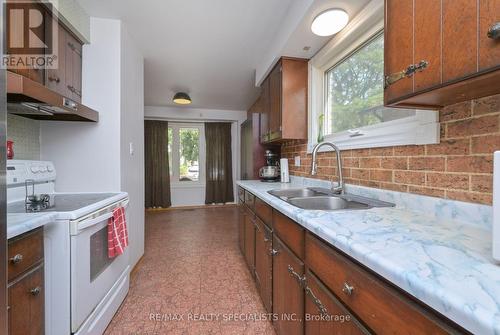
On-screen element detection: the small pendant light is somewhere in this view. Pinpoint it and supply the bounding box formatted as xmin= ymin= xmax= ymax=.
xmin=173 ymin=92 xmax=192 ymax=105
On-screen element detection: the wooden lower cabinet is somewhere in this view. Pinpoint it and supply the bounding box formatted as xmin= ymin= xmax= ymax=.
xmin=237 ymin=193 xmax=466 ymax=335
xmin=254 ymin=218 xmax=273 ymax=313
xmin=244 ymin=208 xmax=255 ymax=274
xmin=8 ymin=265 xmax=44 ymax=335
xmin=305 ymin=233 xmax=462 ymax=334
xmin=272 ymin=235 xmax=304 ymax=335
xmin=238 ymin=200 xmax=245 ymax=253
xmin=304 ymin=270 xmax=369 ymax=335
xmin=7 ymin=228 xmax=45 ymax=335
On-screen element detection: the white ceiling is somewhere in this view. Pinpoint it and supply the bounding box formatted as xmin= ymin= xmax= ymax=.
xmin=77 ymin=0 xmax=370 ymax=111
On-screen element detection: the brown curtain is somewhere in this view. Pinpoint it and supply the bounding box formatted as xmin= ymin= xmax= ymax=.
xmin=205 ymin=122 xmax=234 ymax=204
xmin=144 ymin=120 xmax=171 ymax=208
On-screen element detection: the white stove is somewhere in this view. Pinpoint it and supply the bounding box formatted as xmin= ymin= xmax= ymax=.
xmin=7 ymin=160 xmax=130 ymax=335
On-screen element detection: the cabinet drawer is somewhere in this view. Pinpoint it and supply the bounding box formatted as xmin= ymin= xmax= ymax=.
xmin=244 ymin=191 xmax=255 ymax=210
xmin=255 ymin=197 xmax=272 ymax=229
xmin=273 ymin=211 xmax=304 ymax=259
xmin=8 ymin=228 xmax=44 ymax=282
xmin=305 ymin=233 xmax=459 ymax=334
xmin=238 ymin=187 xmax=245 ymax=201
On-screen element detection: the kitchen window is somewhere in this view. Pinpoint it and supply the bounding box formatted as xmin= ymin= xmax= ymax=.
xmin=168 ymin=123 xmax=206 ymax=187
xmin=308 ymin=3 xmax=439 ymax=151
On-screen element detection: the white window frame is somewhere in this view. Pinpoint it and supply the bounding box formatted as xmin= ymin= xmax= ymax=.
xmin=168 ymin=122 xmax=206 ymax=188
xmin=307 ymin=0 xmax=439 ymax=153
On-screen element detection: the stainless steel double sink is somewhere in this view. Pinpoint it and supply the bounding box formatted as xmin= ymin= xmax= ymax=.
xmin=268 ymin=187 xmax=394 ymax=211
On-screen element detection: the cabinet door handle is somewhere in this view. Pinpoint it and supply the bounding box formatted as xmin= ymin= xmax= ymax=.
xmin=342 ymin=282 xmax=354 ymax=296
xmin=305 ymin=286 xmax=329 ymax=317
xmin=48 ymin=76 xmax=60 ymax=83
xmin=384 ymin=60 xmax=428 ymax=88
xmin=30 ymin=287 xmax=41 ymax=296
xmin=254 ymin=222 xmax=261 ymax=232
xmin=488 ymin=22 xmax=500 ymax=40
xmin=287 ymin=265 xmax=305 ymax=287
xmin=9 ymin=254 xmax=23 ymax=264
xmin=67 ymin=85 xmax=81 ymax=97
xmin=269 ymin=248 xmax=279 ymax=256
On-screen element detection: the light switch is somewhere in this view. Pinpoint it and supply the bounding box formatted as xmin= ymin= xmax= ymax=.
xmin=294 ymin=156 xmax=301 ymax=167
xmin=129 ymin=142 xmax=134 ymax=156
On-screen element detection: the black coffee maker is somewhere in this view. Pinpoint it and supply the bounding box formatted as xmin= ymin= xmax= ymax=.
xmin=259 ymin=150 xmax=280 ymax=182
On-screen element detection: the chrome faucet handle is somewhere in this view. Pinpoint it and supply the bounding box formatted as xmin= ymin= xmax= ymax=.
xmin=310 ymin=141 xmax=345 ymax=195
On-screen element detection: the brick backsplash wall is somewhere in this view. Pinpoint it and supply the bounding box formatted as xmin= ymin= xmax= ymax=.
xmin=281 ymin=94 xmax=500 ymax=205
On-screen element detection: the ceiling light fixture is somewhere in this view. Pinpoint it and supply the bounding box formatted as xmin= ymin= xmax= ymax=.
xmin=173 ymin=92 xmax=192 ymax=105
xmin=311 ymin=9 xmax=349 ymax=37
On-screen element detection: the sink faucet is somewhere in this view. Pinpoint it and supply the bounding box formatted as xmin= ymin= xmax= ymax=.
xmin=311 ymin=141 xmax=344 ymax=194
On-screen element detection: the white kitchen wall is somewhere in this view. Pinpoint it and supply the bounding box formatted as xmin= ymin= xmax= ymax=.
xmin=145 ymin=106 xmax=247 ymax=207
xmin=40 ymin=17 xmax=145 ymax=268
xmin=41 ymin=18 xmax=121 ymax=191
xmin=120 ymin=24 xmax=145 ymax=267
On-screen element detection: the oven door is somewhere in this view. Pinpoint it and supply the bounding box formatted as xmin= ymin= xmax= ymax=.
xmin=70 ymin=202 xmax=130 ymax=333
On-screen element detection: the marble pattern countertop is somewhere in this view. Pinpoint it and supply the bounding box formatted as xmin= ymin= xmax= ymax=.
xmin=236 ymin=178 xmax=500 ymax=335
xmin=7 ymin=213 xmax=58 ymax=239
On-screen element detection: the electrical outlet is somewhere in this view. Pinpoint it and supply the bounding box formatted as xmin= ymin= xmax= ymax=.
xmin=129 ymin=142 xmax=134 ymax=156
xmin=294 ymin=156 xmax=301 ymax=167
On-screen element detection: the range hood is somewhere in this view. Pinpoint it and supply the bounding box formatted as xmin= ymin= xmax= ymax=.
xmin=7 ymin=71 xmax=98 ymax=122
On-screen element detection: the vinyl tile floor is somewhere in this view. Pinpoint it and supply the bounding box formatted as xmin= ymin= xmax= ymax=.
xmin=104 ymin=207 xmax=276 ymax=335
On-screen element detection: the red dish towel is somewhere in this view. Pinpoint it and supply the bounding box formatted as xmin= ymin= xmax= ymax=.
xmin=108 ymin=206 xmax=129 ymax=258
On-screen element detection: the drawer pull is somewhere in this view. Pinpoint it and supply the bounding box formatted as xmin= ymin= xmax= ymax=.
xmin=254 ymin=222 xmax=262 ymax=234
xmin=287 ymin=265 xmax=305 ymax=287
xmin=48 ymin=76 xmax=60 ymax=83
xmin=488 ymin=22 xmax=500 ymax=40
xmin=30 ymin=287 xmax=41 ymax=296
xmin=384 ymin=60 xmax=428 ymax=88
xmin=270 ymin=249 xmax=280 ymax=256
xmin=342 ymin=282 xmax=354 ymax=296
xmin=305 ymin=286 xmax=329 ymax=317
xmin=9 ymin=254 xmax=23 ymax=264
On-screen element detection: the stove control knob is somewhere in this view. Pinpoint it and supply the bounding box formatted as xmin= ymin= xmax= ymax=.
xmin=47 ymin=165 xmax=54 ymax=173
xmin=30 ymin=166 xmax=39 ymax=173
xmin=39 ymin=166 xmax=47 ymax=173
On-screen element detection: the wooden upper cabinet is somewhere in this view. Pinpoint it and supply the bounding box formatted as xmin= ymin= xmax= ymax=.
xmin=479 ymin=0 xmax=500 ymax=70
xmin=5 ymin=2 xmax=84 ymax=102
xmin=442 ymin=0 xmax=478 ymax=82
xmin=269 ymin=63 xmax=282 ymax=141
xmin=65 ymin=32 xmax=83 ymax=102
xmin=5 ymin=1 xmax=46 ymax=84
xmin=414 ymin=0 xmax=442 ymax=91
xmin=46 ymin=20 xmax=66 ymax=95
xmin=260 ymin=78 xmax=270 ymax=142
xmin=384 ymin=0 xmax=500 ymax=109
xmin=259 ymin=57 xmax=308 ymax=143
xmin=384 ymin=0 xmax=413 ymax=102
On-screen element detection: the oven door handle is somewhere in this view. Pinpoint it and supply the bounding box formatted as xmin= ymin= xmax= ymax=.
xmin=76 ymin=212 xmax=114 ymax=232
xmin=70 ymin=199 xmax=129 ymax=235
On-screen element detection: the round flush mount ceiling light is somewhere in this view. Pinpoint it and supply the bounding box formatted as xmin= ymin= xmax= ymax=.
xmin=173 ymin=92 xmax=192 ymax=105
xmin=311 ymin=9 xmax=349 ymax=36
